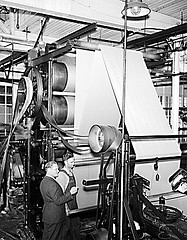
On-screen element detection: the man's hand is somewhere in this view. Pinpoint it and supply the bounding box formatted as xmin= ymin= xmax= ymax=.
xmin=70 ymin=186 xmax=79 ymax=195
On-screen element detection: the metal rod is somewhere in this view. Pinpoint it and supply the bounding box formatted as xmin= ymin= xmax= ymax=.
xmin=47 ymin=59 xmax=54 ymax=160
xmin=130 ymin=134 xmax=187 ymax=140
xmin=26 ymin=118 xmax=32 ymax=228
xmin=135 ymin=155 xmax=181 ymax=164
xmin=120 ymin=0 xmax=128 ymax=239
xmin=108 ymin=150 xmax=118 ymax=240
xmin=116 ymin=150 xmax=121 ymax=240
xmin=82 ymin=178 xmax=113 ymax=186
xmin=96 ymin=153 xmax=105 ymax=228
xmin=34 ymin=16 xmax=50 ymax=48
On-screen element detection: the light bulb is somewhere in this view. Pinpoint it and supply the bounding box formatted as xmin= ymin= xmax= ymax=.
xmin=124 ymin=0 xmax=151 ymax=18
xmin=131 ymin=6 xmax=141 ymax=15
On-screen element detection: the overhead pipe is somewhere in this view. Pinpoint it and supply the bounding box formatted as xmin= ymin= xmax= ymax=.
xmin=143 ymin=51 xmax=161 ymax=60
xmin=69 ymin=39 xmax=161 ymax=60
xmin=127 ymin=22 xmax=187 ymax=49
xmin=0 ymin=46 xmax=26 ymax=53
xmin=69 ymin=39 xmax=100 ymax=51
xmin=0 ymin=33 xmax=35 ymax=46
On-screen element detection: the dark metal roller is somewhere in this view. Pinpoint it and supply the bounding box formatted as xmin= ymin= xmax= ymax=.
xmin=52 ymin=55 xmax=76 ymax=92
xmin=52 ymin=96 xmax=68 ymax=125
xmin=52 ymin=62 xmax=68 ymax=91
xmin=52 ymin=96 xmax=75 ymax=125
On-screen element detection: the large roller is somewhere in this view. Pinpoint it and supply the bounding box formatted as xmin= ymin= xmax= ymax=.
xmin=52 ymin=55 xmax=76 ymax=92
xmin=52 ymin=96 xmax=75 ymax=125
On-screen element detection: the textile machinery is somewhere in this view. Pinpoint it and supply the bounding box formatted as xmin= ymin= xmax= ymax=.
xmin=0 ymin=33 xmax=187 ymax=239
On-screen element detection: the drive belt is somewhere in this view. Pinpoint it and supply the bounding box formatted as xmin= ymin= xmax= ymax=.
xmin=0 ymin=76 xmax=33 ymax=190
xmin=41 ymin=104 xmax=90 ymax=155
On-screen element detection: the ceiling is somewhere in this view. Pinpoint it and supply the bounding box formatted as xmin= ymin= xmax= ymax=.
xmin=0 ymin=0 xmax=186 ymax=48
xmin=0 ymin=0 xmax=187 ymax=77
xmin=146 ymin=0 xmax=187 ymax=22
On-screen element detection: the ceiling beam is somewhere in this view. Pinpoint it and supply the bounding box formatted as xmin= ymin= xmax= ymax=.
xmin=55 ymin=22 xmax=97 ymax=46
xmin=0 ymin=51 xmax=27 ymax=71
xmin=31 ymin=44 xmax=72 ymax=67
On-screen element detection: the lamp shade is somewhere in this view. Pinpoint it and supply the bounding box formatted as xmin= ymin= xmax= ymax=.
xmin=126 ymin=0 xmax=151 ymax=18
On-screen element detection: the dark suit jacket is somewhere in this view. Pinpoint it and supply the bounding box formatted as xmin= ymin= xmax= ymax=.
xmin=40 ymin=175 xmax=73 ymax=224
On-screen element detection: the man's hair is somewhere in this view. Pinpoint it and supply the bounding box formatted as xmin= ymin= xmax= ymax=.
xmin=45 ymin=161 xmax=57 ymax=171
xmin=62 ymin=151 xmax=74 ymax=161
xmin=57 ymin=161 xmax=64 ymax=170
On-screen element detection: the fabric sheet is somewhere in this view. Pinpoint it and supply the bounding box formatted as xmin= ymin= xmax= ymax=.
xmin=100 ymin=45 xmax=181 ymax=160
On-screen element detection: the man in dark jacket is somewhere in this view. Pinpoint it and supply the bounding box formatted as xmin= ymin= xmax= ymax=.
xmin=40 ymin=160 xmax=78 ymax=240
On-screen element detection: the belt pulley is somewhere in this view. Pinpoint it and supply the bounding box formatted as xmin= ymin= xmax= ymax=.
xmin=24 ymin=66 xmax=44 ymax=118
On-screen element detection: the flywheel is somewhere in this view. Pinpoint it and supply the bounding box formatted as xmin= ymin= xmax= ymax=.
xmin=24 ymin=66 xmax=44 ymax=118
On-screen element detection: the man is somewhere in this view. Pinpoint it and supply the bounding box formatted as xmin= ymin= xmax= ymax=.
xmin=40 ymin=160 xmax=78 ymax=240
xmin=56 ymin=151 xmax=81 ymax=240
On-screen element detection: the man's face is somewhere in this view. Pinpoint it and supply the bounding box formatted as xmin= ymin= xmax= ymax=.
xmin=49 ymin=163 xmax=59 ymax=178
xmin=66 ymin=157 xmax=75 ymax=170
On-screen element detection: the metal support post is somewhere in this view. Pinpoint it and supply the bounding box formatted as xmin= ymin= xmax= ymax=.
xmin=47 ymin=59 xmax=54 ymax=161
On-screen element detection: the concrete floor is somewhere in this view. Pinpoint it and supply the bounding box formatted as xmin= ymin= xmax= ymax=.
xmin=0 ymin=207 xmax=97 ymax=240
xmin=0 ymin=209 xmax=154 ymax=240
xmin=0 ymin=208 xmax=172 ymax=240
xmin=1 ymin=203 xmax=186 ymax=240
xmin=0 ymin=209 xmax=22 ymax=240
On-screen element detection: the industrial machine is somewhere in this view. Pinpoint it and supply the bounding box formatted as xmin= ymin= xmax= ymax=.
xmin=0 ymin=22 xmax=187 ymax=240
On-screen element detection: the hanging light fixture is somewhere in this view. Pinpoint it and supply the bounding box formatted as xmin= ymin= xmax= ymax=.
xmin=122 ymin=0 xmax=151 ymax=18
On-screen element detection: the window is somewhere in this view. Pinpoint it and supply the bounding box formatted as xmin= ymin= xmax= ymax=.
xmin=0 ymin=83 xmax=12 ymax=137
